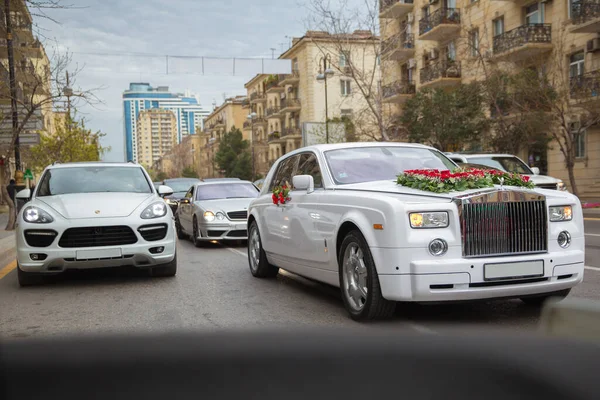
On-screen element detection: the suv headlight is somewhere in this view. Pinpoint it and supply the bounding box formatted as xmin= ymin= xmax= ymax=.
xmin=141 ymin=202 xmax=168 ymax=219
xmin=549 ymin=206 xmax=572 ymax=222
xmin=409 ymin=212 xmax=449 ymax=228
xmin=23 ymin=206 xmax=54 ymax=223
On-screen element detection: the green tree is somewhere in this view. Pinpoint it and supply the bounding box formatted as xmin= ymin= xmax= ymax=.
xmin=29 ymin=114 xmax=108 ymax=171
xmin=181 ymin=166 xmax=198 ymax=178
xmin=215 ymin=127 xmax=252 ymax=180
xmin=401 ymin=85 xmax=489 ymax=152
xmin=155 ymin=171 xmax=168 ymax=181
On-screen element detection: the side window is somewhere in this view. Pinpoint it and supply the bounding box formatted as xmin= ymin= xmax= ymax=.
xmin=185 ymin=187 xmax=194 ymax=199
xmin=269 ymin=155 xmax=299 ymax=191
xmin=296 ymin=153 xmax=323 ymax=188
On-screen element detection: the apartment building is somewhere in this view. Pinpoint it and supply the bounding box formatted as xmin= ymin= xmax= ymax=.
xmin=379 ymin=0 xmax=600 ymax=197
xmin=198 ymin=96 xmax=248 ymax=178
xmin=243 ymin=30 xmax=380 ymax=175
xmin=136 ymin=108 xmax=177 ymax=168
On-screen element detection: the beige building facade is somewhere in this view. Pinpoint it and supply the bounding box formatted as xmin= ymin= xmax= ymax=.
xmin=243 ymin=30 xmax=381 ymax=176
xmin=380 ymin=0 xmax=600 ymax=198
xmin=136 ymin=108 xmax=177 ymax=168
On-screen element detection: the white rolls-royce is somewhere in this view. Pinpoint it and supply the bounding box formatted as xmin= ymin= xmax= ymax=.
xmin=246 ymin=143 xmax=585 ymax=321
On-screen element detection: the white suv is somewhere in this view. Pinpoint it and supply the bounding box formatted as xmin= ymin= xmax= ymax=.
xmin=446 ymin=153 xmax=567 ymax=191
xmin=15 ymin=162 xmax=177 ymax=286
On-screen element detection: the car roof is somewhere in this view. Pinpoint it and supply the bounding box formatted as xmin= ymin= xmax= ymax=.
xmin=447 ymin=153 xmax=518 ymax=158
xmin=164 ymin=178 xmax=201 ymax=182
xmin=48 ymin=162 xmax=142 ymax=169
xmin=195 ymin=180 xmax=252 ymax=186
xmin=302 ymin=142 xmax=432 ymax=153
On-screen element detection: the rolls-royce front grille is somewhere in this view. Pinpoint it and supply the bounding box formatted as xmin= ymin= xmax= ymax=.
xmin=461 ymin=200 xmax=547 ymax=258
xmin=58 ymin=226 xmax=138 ymax=248
xmin=227 ymin=211 xmax=247 ymax=220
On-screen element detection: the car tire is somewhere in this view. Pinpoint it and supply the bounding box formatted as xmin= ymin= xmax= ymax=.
xmin=339 ymin=230 xmax=396 ymax=321
xmin=192 ymin=216 xmax=203 ymax=248
xmin=150 ymin=254 xmax=177 ymax=277
xmin=17 ymin=264 xmax=44 ymax=287
xmin=248 ymin=221 xmax=279 ymax=278
xmin=520 ymin=289 xmax=571 ymax=306
xmin=175 ymin=217 xmax=186 ymax=239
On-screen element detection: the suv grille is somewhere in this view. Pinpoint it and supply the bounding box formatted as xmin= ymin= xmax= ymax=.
xmin=58 ymin=226 xmax=138 ymax=248
xmin=24 ymin=230 xmax=58 ymax=248
xmin=138 ymin=224 xmax=168 ymax=241
xmin=461 ymin=200 xmax=547 ymax=258
xmin=227 ymin=211 xmax=248 ymax=220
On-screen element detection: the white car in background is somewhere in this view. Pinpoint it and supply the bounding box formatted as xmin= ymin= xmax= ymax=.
xmin=247 ymin=143 xmax=584 ymax=321
xmin=445 ymin=153 xmax=566 ymax=191
xmin=15 ymin=162 xmax=177 ymax=287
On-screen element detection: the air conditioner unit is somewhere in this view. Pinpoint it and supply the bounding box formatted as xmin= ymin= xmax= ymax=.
xmin=407 ymin=13 xmax=414 ymax=23
xmin=429 ymin=48 xmax=439 ymax=59
xmin=408 ymin=58 xmax=416 ymax=69
xmin=587 ymin=38 xmax=600 ymax=53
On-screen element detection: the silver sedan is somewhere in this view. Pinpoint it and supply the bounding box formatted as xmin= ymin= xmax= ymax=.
xmin=175 ymin=180 xmax=259 ymax=246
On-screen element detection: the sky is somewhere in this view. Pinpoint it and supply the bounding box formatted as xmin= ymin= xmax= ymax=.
xmin=33 ymin=0 xmax=310 ymax=162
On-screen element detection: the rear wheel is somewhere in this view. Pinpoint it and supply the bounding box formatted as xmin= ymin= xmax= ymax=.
xmin=175 ymin=216 xmax=186 ymax=239
xmin=520 ymin=289 xmax=571 ymax=306
xmin=150 ymin=254 xmax=177 ymax=277
xmin=192 ymin=216 xmax=203 ymax=248
xmin=17 ymin=264 xmax=44 ymax=287
xmin=339 ymin=230 xmax=396 ymax=321
xmin=248 ymin=221 xmax=278 ymax=278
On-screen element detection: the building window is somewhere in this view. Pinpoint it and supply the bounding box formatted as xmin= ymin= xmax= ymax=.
xmin=340 ymin=80 xmax=352 ymax=96
xmin=469 ymin=29 xmax=479 ymax=57
xmin=571 ymin=123 xmax=586 ymax=158
xmin=339 ymin=52 xmax=347 ymax=67
xmin=569 ymin=0 xmax=582 ymax=20
xmin=447 ymin=41 xmax=456 ymax=62
xmin=525 ymin=2 xmax=543 ymax=24
xmin=492 ymin=17 xmax=504 ymax=37
xmin=569 ymin=51 xmax=585 ymax=78
xmin=341 ymin=109 xmax=353 ymax=118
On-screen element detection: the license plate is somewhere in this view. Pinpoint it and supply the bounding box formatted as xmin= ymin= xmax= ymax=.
xmin=484 ymin=260 xmax=544 ymax=281
xmin=76 ymin=248 xmax=122 ymax=260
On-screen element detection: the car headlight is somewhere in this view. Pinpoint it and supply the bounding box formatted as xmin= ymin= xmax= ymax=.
xmin=204 ymin=211 xmax=215 ymax=222
xmin=557 ymin=182 xmax=567 ymax=191
xmin=165 ymin=198 xmax=178 ymax=205
xmin=141 ymin=202 xmax=168 ymax=219
xmin=409 ymin=212 xmax=449 ymax=228
xmin=549 ymin=206 xmax=572 ymax=222
xmin=216 ymin=212 xmax=226 ymax=220
xmin=23 ymin=206 xmax=53 ymax=223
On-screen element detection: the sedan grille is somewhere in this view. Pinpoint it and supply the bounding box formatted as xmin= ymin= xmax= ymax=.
xmin=461 ymin=199 xmax=547 ymax=258
xmin=228 ymin=230 xmax=247 ymax=238
xmin=227 ymin=211 xmax=248 ymax=220
xmin=24 ymin=230 xmax=58 ymax=248
xmin=58 ymin=226 xmax=138 ymax=248
xmin=138 ymin=224 xmax=168 ymax=242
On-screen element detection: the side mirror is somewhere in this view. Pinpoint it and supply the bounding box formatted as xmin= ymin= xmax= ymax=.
xmin=16 ymin=188 xmax=31 ymax=200
xmin=158 ymin=185 xmax=173 ymax=197
xmin=292 ymin=175 xmax=315 ymax=194
xmin=531 ymin=167 xmax=540 ymax=175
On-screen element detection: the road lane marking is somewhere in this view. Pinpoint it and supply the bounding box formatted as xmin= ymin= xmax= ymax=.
xmin=227 ymin=247 xmax=247 ymax=257
xmin=407 ymin=322 xmax=438 ymax=335
xmin=585 ymin=266 xmax=600 ymax=272
xmin=585 ymin=233 xmax=600 ymax=237
xmin=0 ymin=260 xmax=17 ymax=280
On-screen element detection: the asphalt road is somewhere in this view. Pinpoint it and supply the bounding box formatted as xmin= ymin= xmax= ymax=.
xmin=1 ymin=223 xmax=600 ymax=340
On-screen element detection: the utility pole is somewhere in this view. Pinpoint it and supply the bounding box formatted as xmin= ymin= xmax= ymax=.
xmin=270 ymin=48 xmax=276 ymax=59
xmin=5 ymin=0 xmax=22 ymax=181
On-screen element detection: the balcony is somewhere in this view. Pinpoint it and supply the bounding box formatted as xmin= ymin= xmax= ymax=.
xmin=419 ymin=8 xmax=461 ymax=42
xmin=382 ymin=80 xmax=415 ymax=103
xmin=280 ymin=98 xmax=301 ymax=113
xmin=570 ymin=1 xmax=600 ymax=33
xmin=381 ymin=32 xmax=414 ymax=62
xmin=266 ymin=77 xmax=284 ymax=93
xmin=570 ymin=70 xmax=600 ymax=104
xmin=241 ymin=98 xmax=250 ymax=108
xmin=279 ymin=70 xmax=300 ymax=86
xmin=266 ymin=107 xmax=282 ymax=118
xmin=268 ymin=132 xmax=282 ymax=142
xmin=254 ymin=117 xmax=267 ymax=126
xmin=419 ymin=60 xmax=461 ymax=88
xmin=493 ymin=24 xmax=552 ymax=62
xmin=282 ymin=127 xmax=302 ymax=138
xmin=379 ymin=0 xmax=414 ymax=19
xmin=250 ymin=92 xmax=266 ymax=103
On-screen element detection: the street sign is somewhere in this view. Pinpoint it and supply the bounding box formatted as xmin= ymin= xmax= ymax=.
xmin=23 ymin=169 xmax=33 ymax=180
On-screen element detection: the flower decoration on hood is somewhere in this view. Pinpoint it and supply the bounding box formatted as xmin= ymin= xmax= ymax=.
xmin=272 ymin=182 xmax=292 ymax=205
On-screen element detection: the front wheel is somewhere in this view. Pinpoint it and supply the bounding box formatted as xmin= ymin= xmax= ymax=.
xmin=248 ymin=221 xmax=279 ymax=278
xmin=339 ymin=230 xmax=396 ymax=321
xmin=192 ymin=216 xmax=202 ymax=248
xmin=520 ymin=289 xmax=571 ymax=306
xmin=175 ymin=216 xmax=186 ymax=239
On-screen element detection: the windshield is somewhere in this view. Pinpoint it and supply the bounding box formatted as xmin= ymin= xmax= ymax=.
xmin=325 ymin=146 xmax=457 ymax=185
xmin=468 ymin=157 xmax=533 ymax=174
xmin=165 ymin=180 xmax=200 ymax=192
xmin=36 ymin=167 xmax=152 ymax=196
xmin=196 ymin=183 xmax=259 ymax=201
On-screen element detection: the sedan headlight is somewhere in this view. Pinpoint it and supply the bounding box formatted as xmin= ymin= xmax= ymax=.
xmin=409 ymin=212 xmax=449 ymax=228
xmin=557 ymin=182 xmax=567 ymax=191
xmin=216 ymin=212 xmax=226 ymax=220
xmin=141 ymin=202 xmax=168 ymax=219
xmin=549 ymin=206 xmax=572 ymax=222
xmin=23 ymin=206 xmax=53 ymax=223
xmin=204 ymin=211 xmax=215 ymax=222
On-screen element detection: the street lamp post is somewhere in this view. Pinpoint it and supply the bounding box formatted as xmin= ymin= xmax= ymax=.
xmin=248 ymin=112 xmax=257 ymax=181
xmin=316 ymin=54 xmax=334 ymax=144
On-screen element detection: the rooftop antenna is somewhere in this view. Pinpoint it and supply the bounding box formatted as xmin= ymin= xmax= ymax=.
xmin=279 ymin=43 xmax=285 ymax=54
xmin=285 ymin=35 xmax=293 ymax=48
xmin=270 ymin=48 xmax=276 ymax=59
xmin=212 ymin=99 xmax=217 ymax=110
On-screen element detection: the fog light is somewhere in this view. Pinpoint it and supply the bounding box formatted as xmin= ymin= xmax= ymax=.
xmin=557 ymin=231 xmax=571 ymax=249
xmin=428 ymin=239 xmax=448 ymax=256
xmin=149 ymin=246 xmax=165 ymax=254
xmin=29 ymin=253 xmax=47 ymax=261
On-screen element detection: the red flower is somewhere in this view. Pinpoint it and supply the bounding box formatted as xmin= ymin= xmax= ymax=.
xmin=523 ymin=176 xmax=530 ymax=182
xmin=272 ymin=194 xmax=279 ymax=205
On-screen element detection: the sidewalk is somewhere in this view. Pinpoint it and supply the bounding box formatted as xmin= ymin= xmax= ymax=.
xmin=0 ymin=212 xmax=15 ymax=256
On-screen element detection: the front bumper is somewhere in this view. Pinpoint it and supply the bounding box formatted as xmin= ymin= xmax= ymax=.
xmin=372 ymin=244 xmax=585 ymax=302
xmin=197 ymin=220 xmax=248 ymax=241
xmin=17 ymin=217 xmax=177 ymax=273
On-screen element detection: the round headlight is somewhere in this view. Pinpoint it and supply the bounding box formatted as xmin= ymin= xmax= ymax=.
xmin=204 ymin=211 xmax=215 ymax=222
xmin=428 ymin=238 xmax=448 ymax=257
xmin=216 ymin=212 xmax=225 ymax=220
xmin=558 ymin=231 xmax=571 ymax=248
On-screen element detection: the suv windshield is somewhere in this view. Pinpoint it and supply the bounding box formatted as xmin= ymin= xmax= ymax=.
xmin=468 ymin=157 xmax=533 ymax=175
xmin=36 ymin=167 xmax=152 ymax=196
xmin=325 ymin=146 xmax=456 ymax=185
xmin=196 ymin=183 xmax=259 ymax=201
xmin=165 ymin=180 xmax=200 ymax=192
